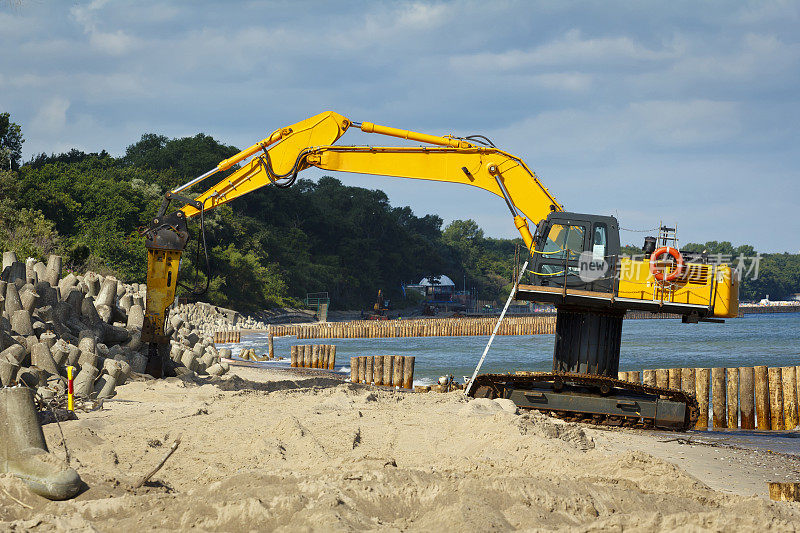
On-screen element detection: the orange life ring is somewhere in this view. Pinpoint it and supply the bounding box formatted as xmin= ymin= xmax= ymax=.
xmin=649 ymin=246 xmax=684 ymax=281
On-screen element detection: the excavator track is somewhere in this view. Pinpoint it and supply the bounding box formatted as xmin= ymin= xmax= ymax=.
xmin=469 ymin=372 xmax=699 ymax=431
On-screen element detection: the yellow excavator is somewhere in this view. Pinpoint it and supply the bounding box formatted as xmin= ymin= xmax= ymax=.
xmin=365 ymin=290 xmax=390 ymax=320
xmin=141 ymin=111 xmax=738 ymax=430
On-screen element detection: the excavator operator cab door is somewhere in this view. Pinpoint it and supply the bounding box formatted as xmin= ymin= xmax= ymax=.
xmin=530 ymin=212 xmax=620 ymax=294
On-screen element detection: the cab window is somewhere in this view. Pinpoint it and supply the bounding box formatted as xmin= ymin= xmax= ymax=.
xmin=542 ymin=224 xmax=586 ymax=260
xmin=592 ymin=224 xmax=607 ymax=261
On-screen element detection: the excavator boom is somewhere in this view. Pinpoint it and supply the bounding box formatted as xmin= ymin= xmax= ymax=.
xmin=142 ymin=111 xmax=562 ymax=350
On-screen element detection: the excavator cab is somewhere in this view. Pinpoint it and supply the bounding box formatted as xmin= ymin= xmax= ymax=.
xmin=528 ymin=212 xmax=620 ymax=298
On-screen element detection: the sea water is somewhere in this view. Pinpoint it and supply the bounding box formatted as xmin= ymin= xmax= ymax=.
xmin=231 ymin=313 xmax=800 ymax=385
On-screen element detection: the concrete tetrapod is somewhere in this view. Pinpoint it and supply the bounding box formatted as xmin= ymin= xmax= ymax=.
xmin=0 ymin=387 xmax=82 ymax=500
xmin=0 ymin=358 xmax=20 ymax=386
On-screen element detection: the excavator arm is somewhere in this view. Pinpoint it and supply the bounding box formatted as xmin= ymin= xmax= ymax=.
xmin=175 ymin=112 xmax=562 ymax=240
xmin=141 ymin=111 xmax=563 ymax=361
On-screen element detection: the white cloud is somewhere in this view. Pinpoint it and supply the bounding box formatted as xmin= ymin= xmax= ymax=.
xmin=395 ymin=2 xmax=449 ymax=30
xmin=490 ymin=99 xmax=741 ymax=160
xmin=528 ymin=72 xmax=592 ymax=92
xmin=89 ymin=29 xmax=138 ymax=55
xmin=735 ymin=1 xmax=800 ymax=24
xmin=30 ymin=96 xmax=70 ymax=133
xmin=70 ymin=0 xmax=140 ymax=55
xmin=666 ymin=32 xmax=800 ymax=83
xmin=627 ymin=100 xmax=741 ymax=147
xmin=450 ymin=29 xmax=683 ymax=72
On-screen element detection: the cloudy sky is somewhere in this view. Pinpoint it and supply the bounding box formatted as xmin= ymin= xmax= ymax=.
xmin=2 ymin=1 xmax=798 ymax=251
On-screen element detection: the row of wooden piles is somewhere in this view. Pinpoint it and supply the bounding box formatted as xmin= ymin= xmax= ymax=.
xmin=214 ymin=331 xmax=241 ymax=343
xmin=290 ymin=344 xmax=336 ymax=369
xmin=350 ymin=355 xmax=415 ymax=389
xmin=618 ymin=365 xmax=800 ymax=430
xmin=272 ymin=316 xmax=556 ymax=339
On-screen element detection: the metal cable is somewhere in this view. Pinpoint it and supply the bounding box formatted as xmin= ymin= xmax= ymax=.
xmin=464 ymin=260 xmax=529 ymax=397
xmin=620 ymin=226 xmax=660 ymax=233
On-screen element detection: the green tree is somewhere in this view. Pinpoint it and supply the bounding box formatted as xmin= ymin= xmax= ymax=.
xmin=201 ymin=244 xmax=289 ymax=312
xmin=0 ymin=195 xmax=62 ymax=260
xmin=26 ymin=148 xmax=112 ymax=169
xmin=0 ymin=112 xmax=24 ymax=171
xmin=122 ymin=132 xmax=240 ymax=190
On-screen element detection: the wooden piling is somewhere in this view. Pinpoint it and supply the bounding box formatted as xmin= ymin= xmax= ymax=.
xmin=392 ymin=355 xmax=404 ymax=388
xmin=617 ymin=371 xmax=627 ymax=382
xmin=769 ymin=482 xmax=800 ymax=502
xmin=268 ymin=331 xmax=274 ymax=360
xmin=383 ymin=355 xmax=393 ymax=387
xmin=629 ymin=371 xmax=640 ymax=384
xmin=754 ymin=366 xmax=771 ymax=430
xmin=350 ymin=357 xmax=359 ymax=383
xmin=695 ymin=368 xmax=710 ymax=430
xmin=712 ymin=367 xmax=727 ymax=429
xmin=768 ymin=367 xmax=784 ymax=431
xmin=782 ymin=366 xmax=798 ymax=430
xmin=726 ymin=367 xmax=739 ymax=429
xmin=402 ymin=356 xmax=415 ymax=389
xmin=324 ymin=345 xmax=332 ymax=369
xmin=739 ymin=366 xmax=755 ymax=430
xmin=365 ymin=356 xmax=374 ymax=385
xmin=797 ymin=366 xmax=800 ymax=416
xmin=797 ymin=366 xmax=800 ymax=419
xmin=311 ymin=345 xmax=320 ymax=369
xmin=290 ymin=345 xmax=298 ymax=367
xmin=680 ymin=368 xmax=695 ymax=397
xmin=655 ymin=368 xmax=669 ymax=389
xmin=668 ymin=368 xmax=681 ymax=390
xmin=356 ymin=356 xmax=366 ymax=384
xmin=643 ymin=369 xmax=656 ymax=388
xmin=305 ymin=345 xmax=313 ymax=368
xmin=374 ymin=355 xmax=384 ymax=386
xmin=328 ymin=345 xmax=336 ymax=370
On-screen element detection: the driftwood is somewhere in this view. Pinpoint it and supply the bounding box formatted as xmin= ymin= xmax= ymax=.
xmin=134 ymin=434 xmax=182 ymax=489
xmin=2 ymin=487 xmax=33 ymax=509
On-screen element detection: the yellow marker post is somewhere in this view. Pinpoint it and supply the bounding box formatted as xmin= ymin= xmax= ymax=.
xmin=66 ymin=366 xmax=75 ymax=411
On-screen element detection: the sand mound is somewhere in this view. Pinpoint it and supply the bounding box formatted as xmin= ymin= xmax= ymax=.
xmin=213 ymin=373 xmax=345 ymax=393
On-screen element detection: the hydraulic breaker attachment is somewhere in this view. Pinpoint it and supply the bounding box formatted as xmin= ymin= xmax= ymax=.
xmin=142 ymin=248 xmax=183 ymax=345
xmin=141 ymin=209 xmax=190 ymax=377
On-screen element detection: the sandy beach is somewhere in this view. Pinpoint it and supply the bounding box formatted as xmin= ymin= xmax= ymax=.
xmin=2 ymin=365 xmax=799 ymax=531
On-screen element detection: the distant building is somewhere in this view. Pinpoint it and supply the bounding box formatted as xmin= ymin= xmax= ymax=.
xmin=405 ymin=275 xmax=456 ymax=301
